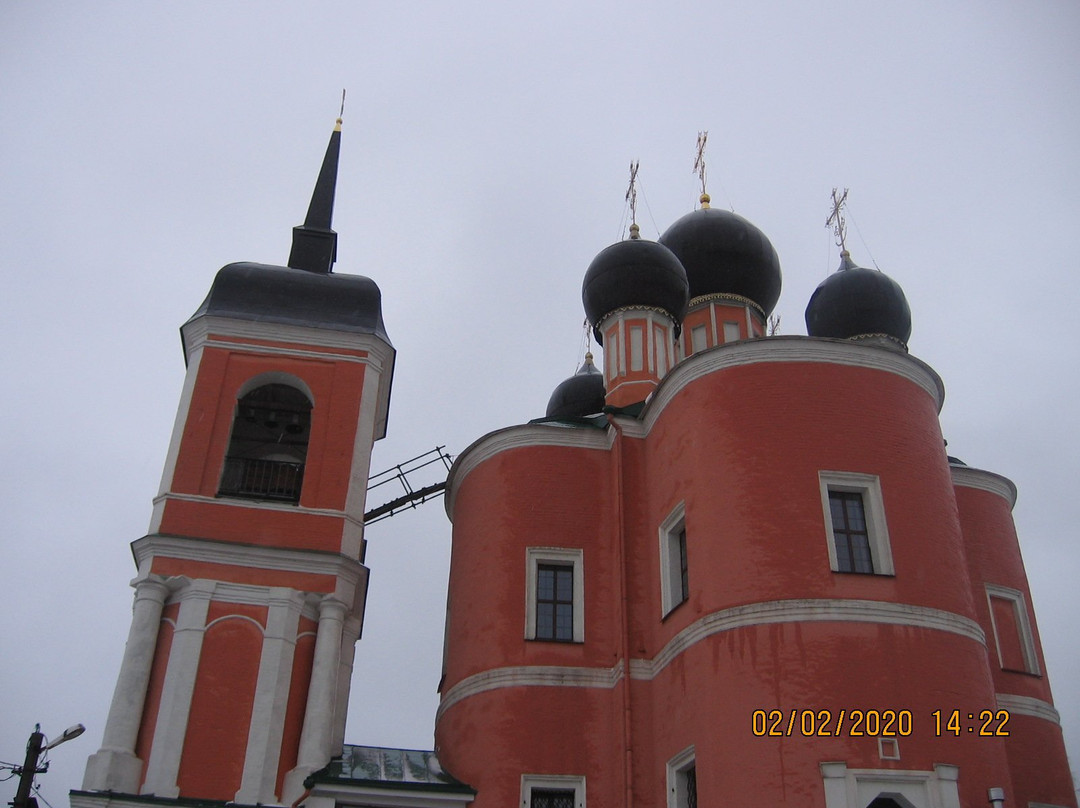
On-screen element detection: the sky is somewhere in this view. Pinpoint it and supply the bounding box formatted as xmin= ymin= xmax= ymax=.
xmin=1 ymin=1 xmax=1078 ymax=803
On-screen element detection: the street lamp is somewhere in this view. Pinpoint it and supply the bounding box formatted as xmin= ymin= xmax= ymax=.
xmin=10 ymin=723 xmax=85 ymax=808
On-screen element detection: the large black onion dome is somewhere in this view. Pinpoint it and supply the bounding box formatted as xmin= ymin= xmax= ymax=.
xmin=545 ymin=353 xmax=606 ymax=418
xmin=659 ymin=201 xmax=782 ymax=316
xmin=804 ymin=251 xmax=912 ymax=346
xmin=581 ymin=227 xmax=689 ymax=344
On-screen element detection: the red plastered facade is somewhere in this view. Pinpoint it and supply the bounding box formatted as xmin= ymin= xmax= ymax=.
xmin=437 ymin=337 xmax=1075 ymax=807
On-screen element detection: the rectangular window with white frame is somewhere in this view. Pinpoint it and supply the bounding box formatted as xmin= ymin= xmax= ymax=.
xmin=659 ymin=503 xmax=689 ymax=617
xmin=818 ymin=471 xmax=894 ymax=576
xmin=666 ymin=745 xmax=697 ymax=808
xmin=521 ymin=774 xmax=585 ymax=808
xmin=985 ymin=583 xmax=1040 ymax=674
xmin=525 ymin=547 xmax=584 ymax=643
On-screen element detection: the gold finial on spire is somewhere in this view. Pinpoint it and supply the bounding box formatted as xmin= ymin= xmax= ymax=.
xmin=826 ymin=187 xmax=850 ymax=253
xmin=335 ymin=88 xmax=346 ymax=131
xmin=693 ymin=131 xmax=709 ymax=208
xmin=625 ymin=160 xmax=640 ymax=236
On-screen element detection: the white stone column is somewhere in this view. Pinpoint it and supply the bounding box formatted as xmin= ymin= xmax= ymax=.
xmin=82 ymin=577 xmax=170 ymax=793
xmin=234 ymin=589 xmax=302 ymax=805
xmin=141 ymin=580 xmax=213 ymax=798
xmin=329 ymin=615 xmax=363 ymax=753
xmin=282 ymin=597 xmax=347 ymax=804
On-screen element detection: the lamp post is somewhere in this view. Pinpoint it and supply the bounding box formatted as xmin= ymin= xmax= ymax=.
xmin=10 ymin=723 xmax=84 ymax=808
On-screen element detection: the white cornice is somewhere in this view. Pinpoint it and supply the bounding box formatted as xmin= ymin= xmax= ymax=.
xmin=950 ymin=465 xmax=1018 ymax=509
xmin=436 ymin=661 xmax=624 ymax=723
xmin=309 ymin=782 xmax=475 ymax=808
xmin=630 ymin=598 xmax=985 ymax=680
xmin=642 ymin=336 xmax=945 ymax=430
xmin=446 ymin=337 xmax=946 ymax=518
xmin=436 ymin=599 xmax=985 ymax=720
xmin=445 ymin=424 xmax=613 ymax=517
xmin=182 ymin=314 xmax=392 ymax=367
xmin=132 ymin=533 xmax=367 ymax=583
xmin=152 ymin=492 xmax=364 ymax=530
xmin=995 ymin=692 xmax=1061 ymax=724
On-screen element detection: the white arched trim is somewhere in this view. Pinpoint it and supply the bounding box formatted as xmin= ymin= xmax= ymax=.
xmin=436 ymin=599 xmax=984 ymax=722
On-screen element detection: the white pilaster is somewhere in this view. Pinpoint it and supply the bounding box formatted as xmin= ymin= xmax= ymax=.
xmin=234 ymin=588 xmax=303 ymax=805
xmin=282 ymin=597 xmax=347 ymax=805
xmin=82 ymin=577 xmax=170 ymax=793
xmin=141 ymin=580 xmax=214 ymax=798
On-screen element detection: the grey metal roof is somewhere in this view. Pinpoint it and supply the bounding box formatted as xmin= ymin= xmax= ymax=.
xmin=308 ymin=745 xmax=474 ymax=794
xmin=185 ymin=261 xmax=391 ymax=344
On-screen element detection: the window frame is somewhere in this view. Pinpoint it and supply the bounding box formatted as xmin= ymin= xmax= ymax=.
xmin=985 ymin=583 xmax=1040 ymax=674
xmin=525 ymin=547 xmax=584 ymax=643
xmin=520 ymin=774 xmax=585 ymax=808
xmin=818 ymin=471 xmax=894 ymax=576
xmin=666 ymin=745 xmax=697 ymax=808
xmin=659 ymin=503 xmax=689 ymax=618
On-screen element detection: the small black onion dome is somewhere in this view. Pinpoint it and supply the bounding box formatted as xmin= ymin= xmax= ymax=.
xmin=581 ymin=225 xmax=689 ymax=345
xmin=804 ymin=251 xmax=912 ymax=346
xmin=545 ymin=353 xmax=606 ymax=418
xmin=659 ymin=197 xmax=782 ymax=316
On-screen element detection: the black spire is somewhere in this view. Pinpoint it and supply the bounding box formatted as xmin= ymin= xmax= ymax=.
xmin=288 ymin=117 xmax=341 ymax=274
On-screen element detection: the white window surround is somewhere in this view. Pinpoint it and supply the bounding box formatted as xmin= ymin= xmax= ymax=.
xmin=666 ymin=744 xmax=696 ymax=808
xmin=985 ymin=583 xmax=1040 ymax=675
xmin=722 ymin=321 xmax=741 ymax=343
xmin=525 ymin=547 xmax=585 ymax=642
xmin=659 ymin=502 xmax=688 ymax=618
xmin=820 ymin=762 xmax=960 ymax=808
xmin=521 ymin=774 xmax=585 ymax=808
xmin=819 ymin=471 xmax=894 ymax=576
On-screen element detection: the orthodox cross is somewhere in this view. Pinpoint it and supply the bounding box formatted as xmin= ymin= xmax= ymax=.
xmin=625 ymin=160 xmax=640 ymax=234
xmin=693 ymin=131 xmax=709 ymax=202
xmin=826 ymin=187 xmax=849 ymax=252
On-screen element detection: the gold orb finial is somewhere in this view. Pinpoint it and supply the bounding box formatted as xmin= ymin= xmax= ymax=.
xmin=700 ymin=192 xmax=711 ymax=210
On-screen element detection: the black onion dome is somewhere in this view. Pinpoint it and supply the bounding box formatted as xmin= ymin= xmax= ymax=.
xmin=804 ymin=252 xmax=912 ymax=346
xmin=545 ymin=353 xmax=606 ymax=418
xmin=581 ymin=229 xmax=689 ymax=344
xmin=659 ymin=204 xmax=782 ymax=316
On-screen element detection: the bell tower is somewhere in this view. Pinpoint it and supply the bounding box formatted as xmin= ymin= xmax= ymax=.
xmin=78 ymin=117 xmax=394 ymax=807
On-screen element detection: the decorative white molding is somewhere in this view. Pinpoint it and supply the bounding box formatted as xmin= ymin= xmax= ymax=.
xmin=950 ymin=465 xmax=1018 ymax=509
xmin=631 ymin=599 xmax=984 ymax=681
xmin=445 ymin=425 xmax=612 ymax=517
xmin=818 ymin=470 xmax=895 ymax=576
xmin=446 ymin=337 xmax=945 ymax=518
xmin=665 ymin=745 xmax=696 ymax=808
xmin=439 ymin=598 xmax=984 ymax=722
xmin=643 ymin=336 xmax=945 ymax=429
xmin=820 ymin=762 xmax=960 ymax=808
xmin=133 ymin=533 xmax=367 ymax=582
xmin=150 ymin=491 xmax=364 ymax=527
xmin=436 ymin=662 xmax=624 ymax=723
xmin=524 ymin=547 xmax=585 ymax=642
xmin=182 ymin=315 xmax=392 ymax=366
xmin=985 ymin=583 xmax=1040 ymax=675
xmin=307 ymin=781 xmax=476 ymax=808
xmin=520 ymin=774 xmax=586 ymax=808
xmin=658 ymin=502 xmax=688 ymax=618
xmin=996 ymin=692 xmax=1060 ymax=724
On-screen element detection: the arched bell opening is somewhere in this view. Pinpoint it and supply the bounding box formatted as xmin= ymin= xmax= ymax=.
xmin=218 ymin=383 xmax=312 ymax=503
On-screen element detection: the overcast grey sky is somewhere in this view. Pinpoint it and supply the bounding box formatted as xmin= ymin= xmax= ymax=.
xmin=2 ymin=1 xmax=1078 ymax=802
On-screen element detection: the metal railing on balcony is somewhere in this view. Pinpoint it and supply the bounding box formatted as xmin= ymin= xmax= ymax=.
xmin=219 ymin=456 xmax=305 ymax=503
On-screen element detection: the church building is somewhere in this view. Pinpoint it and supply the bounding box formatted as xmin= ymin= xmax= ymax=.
xmin=72 ymin=122 xmax=1076 ymax=808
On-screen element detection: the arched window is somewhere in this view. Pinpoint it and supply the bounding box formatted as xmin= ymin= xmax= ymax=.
xmin=218 ymin=383 xmax=312 ymax=504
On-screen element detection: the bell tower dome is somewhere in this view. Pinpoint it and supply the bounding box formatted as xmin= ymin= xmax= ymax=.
xmin=79 ymin=117 xmax=395 ymax=808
